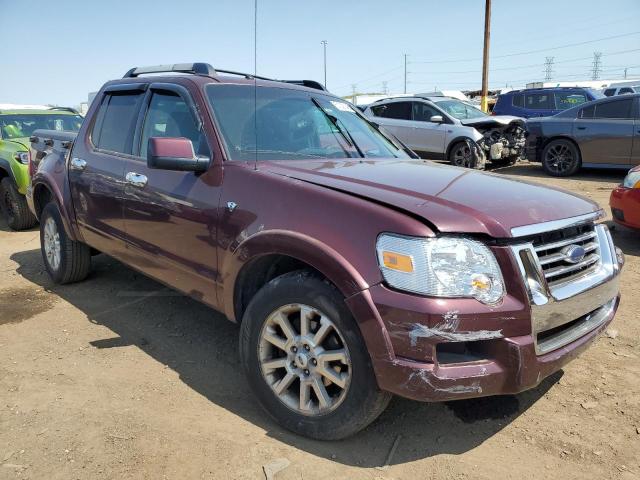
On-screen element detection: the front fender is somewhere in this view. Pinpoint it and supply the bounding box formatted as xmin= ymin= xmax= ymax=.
xmin=31 ymin=170 xmax=79 ymax=241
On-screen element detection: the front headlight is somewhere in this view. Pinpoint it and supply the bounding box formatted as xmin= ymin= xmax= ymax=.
xmin=622 ymin=170 xmax=640 ymax=188
xmin=14 ymin=152 xmax=30 ymax=165
xmin=376 ymin=234 xmax=505 ymax=305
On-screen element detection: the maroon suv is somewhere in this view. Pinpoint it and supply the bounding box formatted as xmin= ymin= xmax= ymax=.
xmin=27 ymin=63 xmax=623 ymax=439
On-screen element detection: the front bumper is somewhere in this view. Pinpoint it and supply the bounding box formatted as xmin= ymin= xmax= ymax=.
xmin=348 ymin=222 xmax=622 ymax=402
xmin=610 ymin=185 xmax=640 ymax=230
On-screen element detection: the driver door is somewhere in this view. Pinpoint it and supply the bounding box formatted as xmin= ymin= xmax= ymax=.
xmin=410 ymin=101 xmax=447 ymax=157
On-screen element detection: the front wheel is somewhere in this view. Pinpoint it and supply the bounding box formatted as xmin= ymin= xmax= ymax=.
xmin=40 ymin=202 xmax=91 ymax=284
xmin=542 ymin=139 xmax=581 ymax=177
xmin=239 ymin=271 xmax=391 ymax=440
xmin=0 ymin=178 xmax=37 ymax=231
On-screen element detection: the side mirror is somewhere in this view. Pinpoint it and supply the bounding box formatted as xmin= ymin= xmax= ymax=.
xmin=430 ymin=115 xmax=444 ymax=123
xmin=147 ymin=137 xmax=209 ymax=172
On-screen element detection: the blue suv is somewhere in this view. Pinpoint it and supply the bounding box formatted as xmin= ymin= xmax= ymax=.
xmin=493 ymin=87 xmax=604 ymax=118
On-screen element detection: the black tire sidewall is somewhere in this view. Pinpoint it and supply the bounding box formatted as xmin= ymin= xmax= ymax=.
xmin=239 ymin=271 xmax=387 ymax=440
xmin=542 ymin=139 xmax=580 ymax=177
xmin=40 ymin=203 xmax=69 ymax=283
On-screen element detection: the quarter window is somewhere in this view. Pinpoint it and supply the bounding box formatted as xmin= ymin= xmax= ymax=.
xmin=593 ymin=99 xmax=633 ymax=119
xmin=370 ymin=102 xmax=412 ymax=120
xmin=140 ymin=91 xmax=208 ymax=159
xmin=92 ymin=92 xmax=144 ymax=154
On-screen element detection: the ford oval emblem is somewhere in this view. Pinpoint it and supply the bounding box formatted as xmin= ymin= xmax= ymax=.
xmin=562 ymin=245 xmax=586 ymax=264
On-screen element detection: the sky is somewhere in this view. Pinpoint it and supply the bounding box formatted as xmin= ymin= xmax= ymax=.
xmin=1 ymin=0 xmax=640 ymax=106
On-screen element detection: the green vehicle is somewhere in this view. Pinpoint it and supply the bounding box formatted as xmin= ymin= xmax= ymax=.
xmin=0 ymin=108 xmax=83 ymax=230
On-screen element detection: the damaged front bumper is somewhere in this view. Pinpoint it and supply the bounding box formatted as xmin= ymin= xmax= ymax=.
xmin=346 ymin=223 xmax=622 ymax=402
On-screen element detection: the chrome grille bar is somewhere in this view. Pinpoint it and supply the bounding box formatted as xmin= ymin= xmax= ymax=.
xmin=534 ymin=230 xmax=597 ymax=253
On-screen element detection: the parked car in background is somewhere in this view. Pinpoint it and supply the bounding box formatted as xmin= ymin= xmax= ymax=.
xmin=610 ymin=165 xmax=640 ymax=230
xmin=603 ymin=82 xmax=640 ymax=97
xmin=363 ymin=96 xmax=526 ymax=167
xmin=28 ymin=62 xmax=623 ymax=440
xmin=0 ymin=107 xmax=83 ymax=229
xmin=525 ymin=94 xmax=640 ymax=176
xmin=493 ymin=87 xmax=604 ymax=118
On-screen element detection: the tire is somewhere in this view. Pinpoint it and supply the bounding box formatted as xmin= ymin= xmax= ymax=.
xmin=40 ymin=202 xmax=91 ymax=284
xmin=542 ymin=139 xmax=581 ymax=177
xmin=239 ymin=270 xmax=391 ymax=440
xmin=448 ymin=141 xmax=473 ymax=168
xmin=0 ymin=177 xmax=37 ymax=231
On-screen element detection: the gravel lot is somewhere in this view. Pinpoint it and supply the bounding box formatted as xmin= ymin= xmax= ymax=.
xmin=0 ymin=162 xmax=638 ymax=480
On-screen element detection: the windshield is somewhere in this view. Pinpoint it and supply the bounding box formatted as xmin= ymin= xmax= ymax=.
xmin=0 ymin=113 xmax=83 ymax=139
xmin=433 ymin=99 xmax=488 ymax=120
xmin=206 ymin=85 xmax=409 ymax=161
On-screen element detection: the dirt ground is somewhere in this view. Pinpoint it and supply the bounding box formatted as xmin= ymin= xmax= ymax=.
xmin=0 ymin=162 xmax=638 ymax=480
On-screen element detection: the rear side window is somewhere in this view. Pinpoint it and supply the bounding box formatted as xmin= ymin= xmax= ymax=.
xmin=512 ymin=94 xmax=524 ymax=108
xmin=580 ymin=105 xmax=595 ymax=119
xmin=603 ymin=88 xmax=616 ymax=97
xmin=370 ymin=102 xmax=412 ymax=120
xmin=525 ymin=93 xmax=553 ymax=110
xmin=555 ymin=92 xmax=587 ymax=110
xmin=618 ymin=87 xmax=635 ymax=94
xmin=92 ymin=92 xmax=144 ymax=154
xmin=140 ymin=91 xmax=208 ymax=159
xmin=594 ymin=99 xmax=633 ymax=119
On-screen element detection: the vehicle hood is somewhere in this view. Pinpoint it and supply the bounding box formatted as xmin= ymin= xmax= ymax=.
xmin=460 ymin=115 xmax=524 ymax=128
xmin=4 ymin=137 xmax=30 ymax=150
xmin=263 ymin=159 xmax=601 ymax=238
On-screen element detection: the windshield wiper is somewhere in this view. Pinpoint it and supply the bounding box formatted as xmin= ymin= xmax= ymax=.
xmin=311 ymin=98 xmax=364 ymax=158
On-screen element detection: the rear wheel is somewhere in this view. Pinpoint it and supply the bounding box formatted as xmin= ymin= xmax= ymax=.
xmin=0 ymin=178 xmax=37 ymax=231
xmin=239 ymin=271 xmax=391 ymax=440
xmin=40 ymin=202 xmax=91 ymax=284
xmin=542 ymin=139 xmax=581 ymax=177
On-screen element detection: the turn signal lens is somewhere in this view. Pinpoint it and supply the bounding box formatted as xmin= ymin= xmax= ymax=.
xmin=382 ymin=251 xmax=414 ymax=273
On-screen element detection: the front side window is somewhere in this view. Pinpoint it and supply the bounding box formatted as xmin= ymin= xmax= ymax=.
xmin=594 ymin=98 xmax=633 ymax=119
xmin=434 ymin=99 xmax=487 ymax=120
xmin=140 ymin=92 xmax=208 ymax=159
xmin=555 ymin=92 xmax=587 ymax=110
xmin=0 ymin=113 xmax=83 ymax=139
xmin=371 ymin=102 xmax=412 ymax=120
xmin=412 ymin=102 xmax=441 ymax=122
xmin=603 ymin=88 xmax=616 ymax=97
xmin=525 ymin=93 xmax=553 ymax=110
xmin=206 ymin=85 xmax=409 ymax=161
xmin=92 ymin=92 xmax=144 ymax=154
xmin=580 ymin=105 xmax=595 ymax=119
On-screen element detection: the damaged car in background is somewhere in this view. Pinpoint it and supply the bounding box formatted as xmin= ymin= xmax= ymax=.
xmin=363 ymin=95 xmax=526 ymax=168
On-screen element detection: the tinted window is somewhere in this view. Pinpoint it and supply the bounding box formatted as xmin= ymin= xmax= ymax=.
xmin=580 ymin=105 xmax=595 ymax=119
xmin=525 ymin=93 xmax=553 ymax=110
xmin=594 ymin=99 xmax=633 ymax=119
xmin=555 ymin=92 xmax=587 ymax=110
xmin=92 ymin=93 xmax=144 ymax=154
xmin=618 ymin=87 xmax=634 ymax=94
xmin=603 ymin=88 xmax=616 ymax=97
xmin=140 ymin=92 xmax=208 ymax=158
xmin=412 ymin=102 xmax=441 ymax=122
xmin=512 ymin=94 xmax=524 ymax=108
xmin=371 ymin=102 xmax=412 ymax=120
xmin=0 ymin=114 xmax=82 ymax=139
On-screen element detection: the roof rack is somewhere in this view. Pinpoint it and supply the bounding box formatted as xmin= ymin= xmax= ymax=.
xmin=123 ymin=62 xmax=217 ymax=78
xmin=49 ymin=106 xmax=80 ymax=114
xmin=122 ymin=63 xmax=326 ymax=91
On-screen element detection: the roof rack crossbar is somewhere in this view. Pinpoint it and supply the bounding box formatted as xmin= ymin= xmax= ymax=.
xmin=123 ymin=63 xmax=216 ymax=78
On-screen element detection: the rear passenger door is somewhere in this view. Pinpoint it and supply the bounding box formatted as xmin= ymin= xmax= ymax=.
xmin=369 ymin=101 xmax=414 ymax=147
xmin=574 ymin=98 xmax=635 ymax=165
xmin=69 ymin=85 xmax=145 ymax=256
xmin=120 ymin=83 xmax=221 ymax=308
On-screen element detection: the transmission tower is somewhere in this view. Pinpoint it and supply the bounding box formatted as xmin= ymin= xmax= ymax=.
xmin=591 ymin=52 xmax=602 ymax=80
xmin=351 ymin=84 xmax=357 ymax=103
xmin=544 ymin=57 xmax=554 ymax=81
xmin=382 ymin=81 xmax=388 ymax=95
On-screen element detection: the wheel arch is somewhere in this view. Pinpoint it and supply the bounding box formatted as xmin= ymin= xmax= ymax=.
xmin=31 ymin=178 xmax=78 ymax=240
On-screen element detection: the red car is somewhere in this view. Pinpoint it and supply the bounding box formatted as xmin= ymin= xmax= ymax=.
xmin=610 ymin=166 xmax=640 ymax=230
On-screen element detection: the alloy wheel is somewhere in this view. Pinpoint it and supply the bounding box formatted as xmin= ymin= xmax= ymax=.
xmin=43 ymin=217 xmax=61 ymax=271
xmin=545 ymin=143 xmax=575 ymax=174
xmin=258 ymin=303 xmax=352 ymax=416
xmin=452 ymin=144 xmax=473 ymax=167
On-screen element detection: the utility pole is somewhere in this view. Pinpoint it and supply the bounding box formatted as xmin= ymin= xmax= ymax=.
xmin=480 ymin=0 xmax=491 ymax=112
xmin=351 ymin=84 xmax=357 ymax=104
xmin=544 ymin=57 xmax=554 ymax=81
xmin=591 ymin=52 xmax=602 ymax=80
xmin=403 ymin=54 xmax=408 ymax=94
xmin=624 ymin=67 xmax=628 ymax=79
xmin=321 ymin=40 xmax=328 ymax=88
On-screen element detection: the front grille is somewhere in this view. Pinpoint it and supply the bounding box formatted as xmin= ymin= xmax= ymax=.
xmin=531 ymin=223 xmax=601 ymax=286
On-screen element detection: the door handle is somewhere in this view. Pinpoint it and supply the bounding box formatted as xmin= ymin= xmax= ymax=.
xmin=70 ymin=157 xmax=87 ymax=171
xmin=577 ymin=126 xmax=587 ymax=130
xmin=125 ymin=172 xmax=148 ymax=188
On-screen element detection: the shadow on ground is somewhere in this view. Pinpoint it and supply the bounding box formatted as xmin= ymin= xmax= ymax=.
xmin=490 ymin=162 xmax=627 ymax=185
xmin=11 ymin=247 xmax=561 ymax=467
